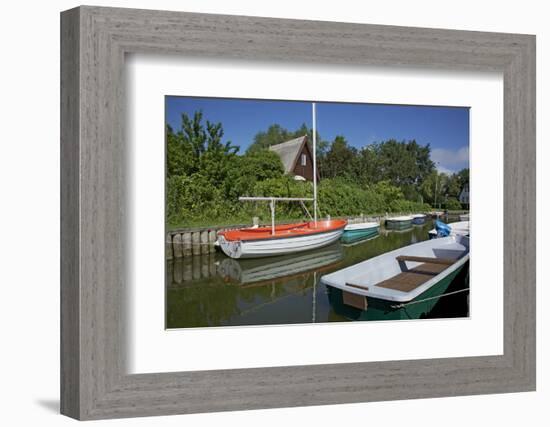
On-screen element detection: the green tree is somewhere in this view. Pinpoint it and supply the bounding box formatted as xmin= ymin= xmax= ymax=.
xmin=373 ymin=139 xmax=434 ymax=188
xmin=166 ymin=124 xmax=195 ymax=177
xmin=445 ymin=198 xmax=462 ymax=210
xmin=166 ymin=110 xmax=241 ymax=193
xmin=322 ymin=136 xmax=357 ymax=179
xmin=371 ymin=180 xmax=405 ymax=207
xmin=352 ymin=145 xmax=379 ymax=186
xmin=246 ymin=124 xmax=292 ymax=153
xmin=456 ymin=168 xmax=469 ymax=185
xmin=420 ymin=171 xmax=453 ymax=207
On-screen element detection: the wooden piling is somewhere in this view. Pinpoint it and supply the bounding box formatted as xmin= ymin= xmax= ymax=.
xmin=182 ymin=232 xmax=192 ymax=257
xmin=192 ymin=232 xmax=201 ymax=256
xmin=200 ymin=231 xmax=209 ymax=255
xmin=172 ymin=233 xmax=183 ymax=259
xmin=208 ymin=230 xmax=217 ymax=253
xmin=166 ymin=234 xmax=174 ymax=260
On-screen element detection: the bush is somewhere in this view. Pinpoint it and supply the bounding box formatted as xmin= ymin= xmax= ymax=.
xmin=166 ymin=174 xmax=225 ymax=226
xmin=445 ymin=197 xmax=462 ymax=210
xmin=389 ymin=199 xmax=431 ymax=213
xmin=319 ymin=179 xmax=383 ymax=216
xmin=250 ymin=176 xmax=311 ymax=220
xmin=226 ymin=151 xmax=285 ymax=199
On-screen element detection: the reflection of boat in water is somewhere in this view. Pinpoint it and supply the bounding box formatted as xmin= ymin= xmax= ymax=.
xmin=385 ymin=215 xmax=413 ymax=230
xmin=321 ymin=235 xmax=469 ymax=320
xmin=428 ymin=220 xmax=469 ymax=239
xmin=341 ymin=222 xmax=379 ymax=244
xmin=217 ymin=243 xmax=344 ymax=284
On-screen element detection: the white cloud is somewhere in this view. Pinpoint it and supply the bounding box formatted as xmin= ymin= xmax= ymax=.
xmin=435 ymin=164 xmax=454 ymax=176
xmin=431 ymin=146 xmax=469 ymax=173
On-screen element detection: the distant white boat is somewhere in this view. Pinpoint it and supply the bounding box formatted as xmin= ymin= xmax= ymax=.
xmin=411 ymin=213 xmax=427 ymax=225
xmin=459 ymin=213 xmax=470 ymax=221
xmin=428 ymin=220 xmax=469 ymax=239
xmin=321 ymin=235 xmax=470 ymax=316
xmin=385 ymin=215 xmax=413 ymax=230
xmin=342 ymin=221 xmax=380 ymax=244
xmin=344 ymin=222 xmax=379 ymax=232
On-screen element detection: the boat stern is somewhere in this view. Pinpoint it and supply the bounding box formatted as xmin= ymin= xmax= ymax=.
xmin=217 ymin=234 xmax=243 ymax=259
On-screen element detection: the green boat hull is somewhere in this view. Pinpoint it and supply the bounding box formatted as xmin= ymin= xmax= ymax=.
xmin=341 ymin=227 xmax=379 ymax=244
xmin=327 ymin=261 xmax=469 ymax=321
xmin=385 ymin=219 xmax=413 ymax=230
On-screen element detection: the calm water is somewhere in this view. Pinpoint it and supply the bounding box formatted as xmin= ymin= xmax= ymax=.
xmin=166 ymin=218 xmax=469 ymax=328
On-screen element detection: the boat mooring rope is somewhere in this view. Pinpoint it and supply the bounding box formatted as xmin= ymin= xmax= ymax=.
xmin=390 ymin=288 xmax=470 ymax=309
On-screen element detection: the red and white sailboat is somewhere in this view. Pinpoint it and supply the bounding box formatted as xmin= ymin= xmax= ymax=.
xmin=218 ymin=103 xmax=347 ymax=259
xmin=218 ymin=215 xmax=347 ymax=259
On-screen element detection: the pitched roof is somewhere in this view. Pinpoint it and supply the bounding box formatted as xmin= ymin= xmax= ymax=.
xmin=268 ymin=135 xmax=308 ymax=174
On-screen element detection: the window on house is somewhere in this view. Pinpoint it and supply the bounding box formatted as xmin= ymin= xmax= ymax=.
xmin=301 ymin=153 xmax=307 ymax=166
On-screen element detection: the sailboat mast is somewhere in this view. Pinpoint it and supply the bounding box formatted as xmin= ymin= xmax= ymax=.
xmin=312 ymin=102 xmax=318 ymax=225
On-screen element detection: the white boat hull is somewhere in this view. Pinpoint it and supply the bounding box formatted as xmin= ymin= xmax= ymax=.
xmin=218 ymin=228 xmax=344 ymax=259
xmin=344 ymin=221 xmax=379 ymax=232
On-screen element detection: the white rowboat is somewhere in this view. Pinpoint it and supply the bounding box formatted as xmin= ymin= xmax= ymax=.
xmin=321 ymin=235 xmax=469 ymax=303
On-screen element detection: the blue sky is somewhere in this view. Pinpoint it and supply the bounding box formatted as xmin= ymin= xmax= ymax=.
xmin=166 ymin=97 xmax=470 ymax=174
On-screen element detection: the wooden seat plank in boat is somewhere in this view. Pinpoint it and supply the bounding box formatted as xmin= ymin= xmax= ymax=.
xmin=396 ymin=255 xmax=456 ymax=265
xmin=376 ymin=262 xmax=450 ymax=293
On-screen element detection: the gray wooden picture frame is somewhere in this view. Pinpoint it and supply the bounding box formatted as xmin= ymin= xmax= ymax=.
xmin=60 ymin=5 xmax=536 ymax=420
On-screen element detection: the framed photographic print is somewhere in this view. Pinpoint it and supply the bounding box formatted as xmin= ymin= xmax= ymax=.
xmin=61 ymin=6 xmax=536 ymax=420
xmin=164 ymin=97 xmax=471 ymax=329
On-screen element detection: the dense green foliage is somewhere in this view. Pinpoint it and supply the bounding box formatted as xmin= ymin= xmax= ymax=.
xmin=167 ymin=112 xmax=467 ymax=229
xmin=419 ymin=168 xmax=469 ymax=207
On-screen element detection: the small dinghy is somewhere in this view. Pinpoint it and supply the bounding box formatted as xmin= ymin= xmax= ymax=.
xmin=341 ymin=222 xmax=379 ymax=244
xmin=385 ymin=215 xmax=413 ymax=230
xmin=321 ymin=235 xmax=469 ymax=320
xmin=411 ymin=213 xmax=427 ymax=225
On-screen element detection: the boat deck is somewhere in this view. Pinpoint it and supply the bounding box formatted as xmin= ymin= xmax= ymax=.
xmin=376 ymin=259 xmax=452 ymax=293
